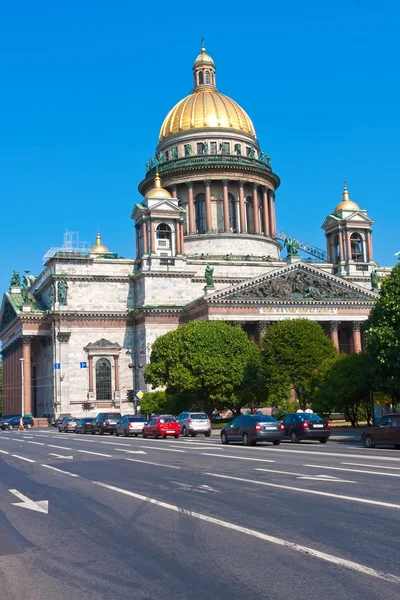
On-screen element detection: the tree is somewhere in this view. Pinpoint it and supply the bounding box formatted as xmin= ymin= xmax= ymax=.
xmin=261 ymin=319 xmax=337 ymax=407
xmin=366 ymin=262 xmax=400 ymax=404
xmin=140 ymin=391 xmax=168 ymax=416
xmin=311 ymin=353 xmax=372 ymax=426
xmin=144 ymin=321 xmax=261 ymax=417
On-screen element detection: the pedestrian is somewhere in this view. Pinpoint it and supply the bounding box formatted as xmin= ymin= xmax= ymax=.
xmin=19 ymin=416 xmax=24 ymax=431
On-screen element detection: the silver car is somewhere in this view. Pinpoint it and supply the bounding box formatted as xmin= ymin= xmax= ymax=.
xmin=176 ymin=412 xmax=211 ymax=437
xmin=115 ymin=415 xmax=147 ymax=437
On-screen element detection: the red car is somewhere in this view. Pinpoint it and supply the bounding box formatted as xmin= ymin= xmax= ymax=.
xmin=142 ymin=415 xmax=180 ymax=439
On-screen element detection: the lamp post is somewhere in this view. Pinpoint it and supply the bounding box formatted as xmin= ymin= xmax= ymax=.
xmin=20 ymin=357 xmax=25 ymax=417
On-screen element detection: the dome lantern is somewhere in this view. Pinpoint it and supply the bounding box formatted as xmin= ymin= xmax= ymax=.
xmin=192 ymin=38 xmax=216 ymax=90
xmin=90 ymin=230 xmax=110 ymax=255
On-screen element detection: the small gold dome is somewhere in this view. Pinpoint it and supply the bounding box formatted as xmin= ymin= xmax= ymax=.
xmin=194 ymin=39 xmax=215 ymax=67
xmin=146 ymin=171 xmax=172 ymax=199
xmin=159 ymin=90 xmax=256 ymax=141
xmin=334 ymin=182 xmax=360 ymax=212
xmin=90 ymin=230 xmax=110 ymax=255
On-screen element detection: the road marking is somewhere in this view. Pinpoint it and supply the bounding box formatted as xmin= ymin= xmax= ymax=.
xmin=27 ymin=441 xmax=45 ymax=446
xmin=41 ymin=464 xmax=79 ymax=477
xmin=255 ymin=467 xmax=357 ymax=483
xmin=34 ymin=435 xmax=52 ymax=438
xmin=342 ymin=462 xmax=400 ymax=471
xmin=124 ymin=458 xmax=180 ymax=469
xmin=9 ymin=489 xmax=48 ymax=514
xmin=265 ymin=448 xmax=400 ymax=462
xmin=114 ymin=449 xmax=147 ymax=454
xmin=77 ymin=450 xmax=113 ymax=457
xmin=11 ymin=438 xmax=26 ymax=442
xmin=92 ymin=480 xmax=400 ymax=584
xmin=206 ymin=472 xmax=400 ymax=510
xmin=0 ymin=449 xmax=10 ymax=454
xmin=141 ymin=445 xmax=185 ymax=453
xmin=70 ymin=438 xmax=97 ymax=443
xmin=304 ymin=464 xmax=400 ymax=478
xmin=49 ymin=453 xmax=74 ymax=459
xmin=48 ymin=444 xmax=72 ymax=450
xmin=11 ymin=455 xmax=35 ymax=463
xmin=201 ymin=453 xmax=275 ymax=463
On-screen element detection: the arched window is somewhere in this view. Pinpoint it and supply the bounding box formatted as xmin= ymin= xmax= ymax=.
xmin=351 ymin=232 xmax=364 ymax=262
xmin=246 ymin=197 xmax=254 ymax=234
xmin=96 ymin=358 xmax=112 ymax=401
xmin=205 ymin=71 xmax=211 ymax=84
xmin=156 ymin=223 xmax=171 ymax=249
xmin=198 ymin=71 xmax=204 ymax=85
xmin=137 ymin=225 xmax=143 ymax=257
xmin=333 ymin=234 xmax=340 ymax=263
xmin=195 ymin=193 xmax=206 ymax=234
xmin=228 ymin=193 xmax=237 ymax=232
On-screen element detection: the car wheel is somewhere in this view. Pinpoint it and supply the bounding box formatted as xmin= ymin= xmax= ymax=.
xmin=272 ymin=440 xmax=281 ymax=446
xmin=290 ymin=431 xmax=299 ymax=444
xmin=364 ymin=434 xmax=375 ymax=449
xmin=91 ymin=429 xmax=95 ymax=435
xmin=153 ymin=431 xmax=159 ymax=439
xmin=124 ymin=429 xmax=128 ymax=437
xmin=221 ymin=432 xmax=229 ymax=445
xmin=163 ymin=435 xmax=167 ymax=439
xmin=319 ymin=438 xmax=328 ymax=444
xmin=394 ymin=445 xmax=400 ymax=450
xmin=242 ymin=432 xmax=253 ymax=446
xmin=99 ymin=428 xmax=104 ymax=435
xmin=204 ymin=431 xmax=211 ymax=437
xmin=142 ymin=432 xmax=147 ymax=438
xmin=191 ymin=432 xmax=196 ymax=437
xmin=174 ymin=434 xmax=179 ymax=439
xmin=134 ymin=434 xmax=138 ymax=437
xmin=115 ymin=430 xmax=120 ymax=436
xmin=183 ymin=427 xmax=189 ymax=437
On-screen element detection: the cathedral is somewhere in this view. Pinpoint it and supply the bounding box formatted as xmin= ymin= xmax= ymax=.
xmin=0 ymin=44 xmax=387 ymax=419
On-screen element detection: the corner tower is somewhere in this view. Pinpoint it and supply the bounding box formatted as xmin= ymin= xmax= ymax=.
xmin=138 ymin=43 xmax=281 ymax=261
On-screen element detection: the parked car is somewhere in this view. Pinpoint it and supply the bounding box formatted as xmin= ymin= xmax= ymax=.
xmin=75 ymin=417 xmax=94 ymax=434
xmin=220 ymin=414 xmax=284 ymax=446
xmin=115 ymin=416 xmax=147 ymax=437
xmin=279 ymin=412 xmax=331 ymax=443
xmin=142 ymin=415 xmax=180 ymax=439
xmin=91 ymin=412 xmax=122 ymax=435
xmin=1 ymin=416 xmax=34 ymax=430
xmin=176 ymin=411 xmax=211 ymax=437
xmin=51 ymin=418 xmax=64 ymax=428
xmin=361 ymin=413 xmax=400 ymax=449
xmin=58 ymin=417 xmax=78 ymax=432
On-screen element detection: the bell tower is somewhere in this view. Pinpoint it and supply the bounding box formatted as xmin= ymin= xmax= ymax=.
xmin=322 ymin=182 xmax=375 ymax=278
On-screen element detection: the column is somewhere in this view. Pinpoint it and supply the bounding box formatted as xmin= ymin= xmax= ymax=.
xmin=238 ymin=182 xmax=246 ymax=233
xmin=204 ymin=179 xmax=212 ymax=233
xmin=176 ymin=222 xmax=182 ymax=254
xmin=114 ymin=355 xmax=120 ymax=391
xmin=222 ymin=180 xmax=230 ymax=232
xmin=262 ymin=187 xmax=270 ymax=237
xmin=142 ymin=221 xmax=148 ymax=255
xmin=135 ymin=227 xmax=140 ymax=258
xmin=329 ymin=321 xmax=340 ymax=350
xmin=22 ymin=337 xmax=33 ymax=415
xmin=150 ymin=220 xmax=156 ymax=254
xmin=252 ymin=184 xmax=260 ymax=234
xmin=346 ymin=230 xmax=352 ymax=262
xmin=88 ymin=356 xmax=94 ymax=392
xmin=339 ymin=230 xmax=345 ymax=261
xmin=352 ymin=322 xmax=362 ymax=353
xmin=257 ymin=321 xmax=270 ymax=346
xmin=171 ymin=184 xmax=177 ymax=199
xmin=268 ymin=191 xmax=276 ymax=238
xmin=180 ymin=220 xmax=184 ymax=254
xmin=186 ymin=182 xmax=195 ymax=234
xmin=367 ymin=230 xmax=374 ymax=261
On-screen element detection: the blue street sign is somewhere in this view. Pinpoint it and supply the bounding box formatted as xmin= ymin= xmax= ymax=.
xmin=80 ymin=362 xmax=87 ymax=369
xmin=54 ymin=363 xmax=61 ymax=370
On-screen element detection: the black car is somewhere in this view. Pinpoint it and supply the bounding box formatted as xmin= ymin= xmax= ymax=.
xmin=75 ymin=417 xmax=94 ymax=434
xmin=91 ymin=412 xmax=122 ymax=435
xmin=1 ymin=416 xmax=34 ymax=430
xmin=51 ymin=418 xmax=64 ymax=428
xmin=220 ymin=414 xmax=284 ymax=446
xmin=280 ymin=412 xmax=331 ymax=443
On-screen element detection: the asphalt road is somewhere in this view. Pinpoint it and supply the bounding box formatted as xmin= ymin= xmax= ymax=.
xmin=0 ymin=429 xmax=399 ymax=600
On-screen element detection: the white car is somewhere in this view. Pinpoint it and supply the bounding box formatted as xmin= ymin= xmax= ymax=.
xmin=115 ymin=416 xmax=147 ymax=437
xmin=176 ymin=412 xmax=212 ymax=437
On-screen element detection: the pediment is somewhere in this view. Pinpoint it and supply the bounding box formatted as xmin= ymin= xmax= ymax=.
xmin=207 ymin=263 xmax=377 ymax=304
xmin=322 ymin=211 xmax=373 ymax=228
xmin=85 ymin=338 xmax=121 ymax=349
xmin=0 ymin=295 xmax=18 ymax=332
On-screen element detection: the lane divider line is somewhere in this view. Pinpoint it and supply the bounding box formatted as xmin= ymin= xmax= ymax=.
xmin=41 ymin=465 xmax=79 ymax=477
xmin=76 ymin=450 xmax=113 ymax=457
xmin=201 ymin=453 xmax=275 ymax=463
xmin=124 ymin=458 xmax=180 ymax=469
xmin=303 ymin=464 xmax=400 ymax=478
xmin=48 ymin=444 xmax=72 ymax=450
xmin=342 ymin=462 xmax=400 ymax=471
xmin=11 ymin=455 xmax=35 ymax=463
xmin=92 ymin=480 xmax=400 ymax=585
xmin=27 ymin=441 xmax=45 ymax=446
xmin=207 ymin=472 xmax=400 ymax=510
xmin=140 ymin=446 xmax=185 ymax=453
xmin=0 ymin=449 xmax=10 ymax=454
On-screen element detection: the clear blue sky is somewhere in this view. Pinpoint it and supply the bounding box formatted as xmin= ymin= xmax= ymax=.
xmin=1 ymin=0 xmax=399 ymax=295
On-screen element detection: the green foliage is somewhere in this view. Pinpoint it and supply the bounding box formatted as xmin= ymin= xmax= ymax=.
xmin=261 ymin=319 xmax=337 ymax=407
xmin=140 ymin=391 xmax=167 ymax=416
xmin=272 ymin=398 xmax=299 ymax=419
xmin=145 ymin=321 xmax=261 ymax=416
xmin=311 ymin=352 xmax=372 ymax=426
xmin=366 ymin=263 xmax=400 ymax=400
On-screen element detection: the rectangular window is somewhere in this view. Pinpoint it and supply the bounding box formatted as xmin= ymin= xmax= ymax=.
xmin=210 ymin=141 xmax=217 ymax=154
xmin=246 ymin=146 xmax=251 ymax=157
xmin=197 ymin=142 xmax=204 ymax=155
xmin=165 ymin=150 xmax=169 ymax=160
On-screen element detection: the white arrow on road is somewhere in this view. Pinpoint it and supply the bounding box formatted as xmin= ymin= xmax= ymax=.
xmin=114 ymin=449 xmax=147 ymax=455
xmin=49 ymin=453 xmax=74 ymax=459
xmin=297 ymin=474 xmax=356 ymax=483
xmin=9 ymin=489 xmax=49 ymax=514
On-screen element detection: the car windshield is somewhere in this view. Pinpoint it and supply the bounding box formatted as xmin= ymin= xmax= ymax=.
xmin=129 ymin=417 xmax=146 ymax=422
xmin=297 ymin=414 xmax=324 ymax=421
xmin=190 ymin=414 xmax=208 ymax=420
xmin=159 ymin=417 xmax=175 ymax=423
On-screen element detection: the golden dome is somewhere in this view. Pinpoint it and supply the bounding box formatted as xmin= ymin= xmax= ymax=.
xmin=146 ymin=171 xmax=172 ymax=199
xmin=159 ymin=90 xmax=256 ymax=141
xmin=90 ymin=230 xmax=110 ymax=255
xmin=334 ymin=182 xmax=360 ymax=212
xmin=194 ymin=40 xmax=215 ymax=67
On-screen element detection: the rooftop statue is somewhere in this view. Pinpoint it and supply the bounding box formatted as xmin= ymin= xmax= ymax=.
xmin=285 ymin=237 xmax=299 ymax=256
xmin=58 ymin=279 xmax=68 ymax=305
xmin=370 ymin=269 xmax=380 ymax=291
xmin=10 ymin=270 xmax=20 ymax=287
xmin=205 ymin=264 xmax=215 ymax=288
